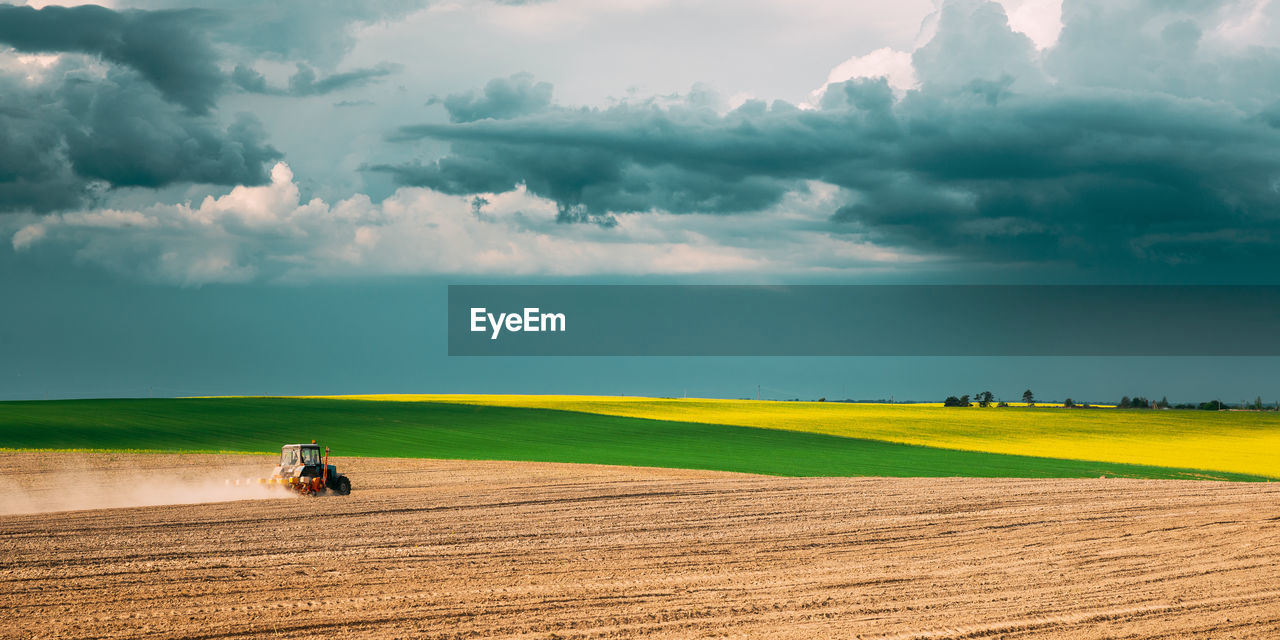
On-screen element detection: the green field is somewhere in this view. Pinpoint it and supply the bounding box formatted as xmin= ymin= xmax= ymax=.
xmin=0 ymin=397 xmax=1267 ymax=480
xmin=355 ymin=395 xmax=1280 ymax=478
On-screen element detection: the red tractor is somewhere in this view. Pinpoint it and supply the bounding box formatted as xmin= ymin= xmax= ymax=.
xmin=266 ymin=442 xmax=352 ymax=495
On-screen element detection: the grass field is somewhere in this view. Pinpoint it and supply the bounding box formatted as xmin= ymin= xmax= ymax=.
xmin=323 ymin=395 xmax=1280 ymax=479
xmin=0 ymin=397 xmax=1270 ymax=480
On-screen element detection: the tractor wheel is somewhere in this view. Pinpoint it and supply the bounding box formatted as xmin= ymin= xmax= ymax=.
xmin=335 ymin=476 xmax=351 ymax=495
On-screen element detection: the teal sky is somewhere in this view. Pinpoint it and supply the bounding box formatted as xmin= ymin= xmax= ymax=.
xmin=2 ymin=1 xmax=1280 ymax=402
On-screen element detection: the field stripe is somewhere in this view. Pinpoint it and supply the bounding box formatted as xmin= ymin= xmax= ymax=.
xmin=316 ymin=394 xmax=1280 ymax=479
xmin=0 ymin=397 xmax=1268 ymax=480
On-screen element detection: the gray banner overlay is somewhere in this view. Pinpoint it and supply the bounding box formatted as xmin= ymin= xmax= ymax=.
xmin=448 ymin=285 xmax=1280 ymax=356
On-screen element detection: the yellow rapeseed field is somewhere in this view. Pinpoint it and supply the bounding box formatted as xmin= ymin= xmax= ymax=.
xmin=312 ymin=394 xmax=1280 ymax=478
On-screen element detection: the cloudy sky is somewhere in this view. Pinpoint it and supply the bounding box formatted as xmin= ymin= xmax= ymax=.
xmin=2 ymin=0 xmax=1279 ymax=400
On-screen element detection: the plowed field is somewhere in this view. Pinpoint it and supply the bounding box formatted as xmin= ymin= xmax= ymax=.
xmin=2 ymin=452 xmax=1279 ymax=639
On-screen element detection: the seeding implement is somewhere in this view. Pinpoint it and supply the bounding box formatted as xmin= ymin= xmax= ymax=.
xmin=230 ymin=442 xmax=352 ymax=495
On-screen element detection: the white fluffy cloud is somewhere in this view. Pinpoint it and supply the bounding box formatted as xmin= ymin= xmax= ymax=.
xmin=8 ymin=163 xmax=928 ymax=284
xmin=823 ymin=47 xmax=918 ymax=94
xmin=1000 ymin=0 xmax=1064 ymax=49
xmin=810 ymin=0 xmax=1062 ymax=103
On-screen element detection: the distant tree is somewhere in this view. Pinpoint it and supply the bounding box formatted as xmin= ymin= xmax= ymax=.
xmin=944 ymin=396 xmax=963 ymax=407
xmin=997 ymin=400 xmax=1010 ymax=407
xmin=817 ymin=397 xmax=826 ymax=402
xmin=1157 ymin=396 xmax=1170 ymax=409
xmin=1199 ymin=400 xmax=1223 ymax=411
xmin=976 ymin=391 xmax=994 ymax=407
xmin=1119 ymin=396 xmax=1131 ymax=409
xmin=1254 ymin=396 xmax=1264 ymax=411
xmin=1022 ymin=389 xmax=1035 ymax=406
xmin=1131 ymin=396 xmax=1150 ymax=409
xmin=1063 ymin=398 xmax=1075 ymax=408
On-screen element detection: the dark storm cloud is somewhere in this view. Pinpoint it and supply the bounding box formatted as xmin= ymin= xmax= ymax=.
xmin=288 ymin=62 xmax=400 ymax=96
xmin=128 ymin=0 xmax=431 ymax=67
xmin=0 ymin=59 xmax=280 ymax=214
xmin=0 ymin=4 xmax=223 ymax=114
xmin=0 ymin=1 xmax=409 ymax=214
xmin=0 ymin=2 xmax=412 ymax=108
xmin=232 ymin=62 xmax=401 ymax=97
xmin=383 ymin=96 xmax=799 ymax=219
xmin=57 ymin=69 xmax=282 ymax=189
xmin=380 ymin=0 xmax=1280 ymax=273
xmin=385 ymin=76 xmax=809 ymax=217
xmin=433 ymin=72 xmax=554 ymax=123
xmin=827 ymin=87 xmax=1280 ymax=267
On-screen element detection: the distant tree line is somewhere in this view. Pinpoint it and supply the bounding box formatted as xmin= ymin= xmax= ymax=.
xmin=944 ymin=389 xmax=1037 ymax=407
xmin=941 ymin=390 xmax=1279 ymax=410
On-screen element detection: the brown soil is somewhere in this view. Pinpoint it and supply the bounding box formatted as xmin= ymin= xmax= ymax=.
xmin=2 ymin=451 xmax=1279 ymax=639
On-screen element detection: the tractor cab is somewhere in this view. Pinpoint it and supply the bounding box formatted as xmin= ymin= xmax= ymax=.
xmin=277 ymin=443 xmax=324 ymax=478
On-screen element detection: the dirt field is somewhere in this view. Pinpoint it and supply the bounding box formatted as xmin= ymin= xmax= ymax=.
xmin=2 ymin=452 xmax=1279 ymax=639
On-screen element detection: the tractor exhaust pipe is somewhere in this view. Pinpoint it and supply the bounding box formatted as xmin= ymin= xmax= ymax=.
xmin=322 ymin=445 xmax=330 ymax=490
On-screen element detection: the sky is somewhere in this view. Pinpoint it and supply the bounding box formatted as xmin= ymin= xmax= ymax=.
xmin=2 ymin=0 xmax=1280 ymax=401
